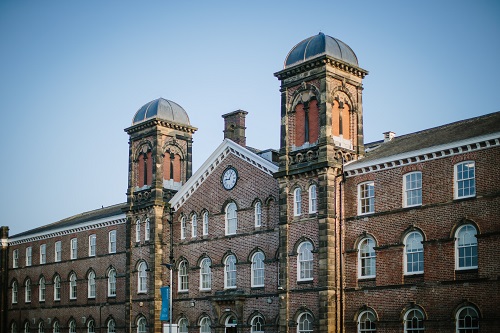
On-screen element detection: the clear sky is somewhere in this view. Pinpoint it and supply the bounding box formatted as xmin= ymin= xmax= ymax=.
xmin=1 ymin=0 xmax=499 ymax=236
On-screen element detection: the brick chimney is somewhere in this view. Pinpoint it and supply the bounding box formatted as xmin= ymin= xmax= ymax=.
xmin=383 ymin=131 xmax=396 ymax=142
xmin=222 ymin=110 xmax=248 ymax=147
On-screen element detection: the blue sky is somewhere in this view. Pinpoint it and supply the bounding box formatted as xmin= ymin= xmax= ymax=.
xmin=1 ymin=1 xmax=499 ymax=235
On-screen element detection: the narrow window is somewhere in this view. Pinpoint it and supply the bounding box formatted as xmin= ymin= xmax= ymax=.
xmin=12 ymin=280 xmax=18 ymax=303
xmin=251 ymin=252 xmax=265 ymax=287
xmin=358 ymin=238 xmax=376 ymax=278
xmin=191 ymin=214 xmax=197 ymax=238
xmin=178 ymin=318 xmax=188 ymax=333
xmin=404 ymin=232 xmax=424 ymax=275
xmin=13 ymin=249 xmax=18 ymax=268
xmin=297 ymin=241 xmax=313 ymax=281
xmin=69 ymin=273 xmax=77 ymax=299
xmin=404 ymin=172 xmax=422 ymax=207
xmin=202 ymin=211 xmax=209 ymax=236
xmin=358 ymin=182 xmax=375 ymax=215
xmin=358 ymin=310 xmax=376 ymax=333
xmin=456 ymin=307 xmax=479 ymax=333
xmin=40 ymin=244 xmax=46 ymax=264
xmin=70 ymin=238 xmax=77 ymax=260
xmin=297 ymin=313 xmax=313 ymax=333
xmin=24 ymin=323 xmax=30 ymax=333
xmin=224 ymin=254 xmax=237 ymax=289
xmin=178 ymin=261 xmax=189 ymax=292
xmin=138 ymin=262 xmax=147 ymax=293
xmin=181 ymin=216 xmax=186 ymax=240
xmin=55 ymin=241 xmax=62 ymax=262
xmin=225 ymin=202 xmax=237 ymax=235
xmin=109 ymin=230 xmax=117 ymax=253
xmin=107 ymin=320 xmax=116 ymax=333
xmin=456 ymin=224 xmax=478 ymax=269
xmin=88 ymin=235 xmax=96 ymax=257
xmin=309 ymin=184 xmax=317 ymax=213
xmin=69 ymin=321 xmax=76 ymax=333
xmin=52 ymin=321 xmax=60 ymax=333
xmin=108 ymin=268 xmax=117 ymax=297
xmin=294 ymin=188 xmax=302 ymax=216
xmin=455 ymin=161 xmax=476 ymax=199
xmin=137 ymin=318 xmax=147 ymax=333
xmin=39 ymin=276 xmax=46 ymax=301
xmin=144 ymin=218 xmax=150 ymax=241
xmin=251 ymin=316 xmax=264 ymax=333
xmin=199 ymin=317 xmax=211 ymax=333
xmin=25 ymin=279 xmax=31 ymax=303
xmin=11 ymin=322 xmax=17 ymax=333
xmin=87 ymin=320 xmax=95 ymax=333
xmin=200 ymin=258 xmax=212 ymax=290
xmin=135 ymin=220 xmax=141 ymax=243
xmin=404 ymin=309 xmax=424 ymax=333
xmin=88 ymin=271 xmax=96 ymax=298
xmin=53 ymin=275 xmax=61 ymax=301
xmin=38 ymin=322 xmax=44 ymax=333
xmin=26 ymin=247 xmax=32 ymax=266
xmin=255 ymin=201 xmax=262 ymax=227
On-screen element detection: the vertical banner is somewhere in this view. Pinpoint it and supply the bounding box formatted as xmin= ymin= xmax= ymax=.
xmin=160 ymin=286 xmax=170 ymax=321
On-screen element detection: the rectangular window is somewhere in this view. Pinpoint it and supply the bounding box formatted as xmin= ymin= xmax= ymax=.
xmin=89 ymin=234 xmax=96 ymax=257
xmin=404 ymin=172 xmax=422 ymax=207
xmin=181 ymin=217 xmax=186 ymax=240
xmin=40 ymin=244 xmax=46 ymax=264
xmin=71 ymin=238 xmax=77 ymax=259
xmin=13 ymin=249 xmax=18 ymax=268
xmin=55 ymin=241 xmax=62 ymax=262
xmin=109 ymin=230 xmax=117 ymax=253
xmin=203 ymin=212 xmax=209 ymax=236
xmin=358 ymin=181 xmax=375 ymax=215
xmin=26 ymin=247 xmax=32 ymax=266
xmin=455 ymin=161 xmax=476 ymax=199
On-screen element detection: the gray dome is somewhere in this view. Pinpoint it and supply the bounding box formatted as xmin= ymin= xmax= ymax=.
xmin=284 ymin=33 xmax=358 ymax=68
xmin=132 ymin=98 xmax=190 ymax=125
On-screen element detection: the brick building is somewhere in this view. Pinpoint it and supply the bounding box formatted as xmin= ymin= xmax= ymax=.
xmin=1 ymin=33 xmax=499 ymax=333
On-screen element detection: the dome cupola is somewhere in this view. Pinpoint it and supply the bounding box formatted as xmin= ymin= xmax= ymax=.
xmin=132 ymin=98 xmax=191 ymax=126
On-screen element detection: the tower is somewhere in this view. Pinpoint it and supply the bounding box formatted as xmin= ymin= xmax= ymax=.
xmin=123 ymin=98 xmax=197 ymax=333
xmin=274 ymin=33 xmax=368 ymax=332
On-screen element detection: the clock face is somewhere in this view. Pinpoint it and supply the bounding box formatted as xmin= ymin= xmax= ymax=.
xmin=222 ymin=167 xmax=238 ymax=190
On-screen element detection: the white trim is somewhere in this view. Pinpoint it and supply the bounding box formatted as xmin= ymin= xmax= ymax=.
xmin=454 ymin=161 xmax=476 ymax=199
xmin=403 ymin=231 xmax=424 ymax=275
xmin=403 ymin=171 xmax=422 ymax=208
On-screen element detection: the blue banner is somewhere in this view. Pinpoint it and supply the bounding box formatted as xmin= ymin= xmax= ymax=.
xmin=160 ymin=286 xmax=170 ymax=321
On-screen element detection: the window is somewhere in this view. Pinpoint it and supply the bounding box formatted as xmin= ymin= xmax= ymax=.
xmin=88 ymin=271 xmax=96 ymax=298
xmin=12 ymin=280 xmax=18 ymax=303
xmin=404 ymin=309 xmax=424 ymax=333
xmin=108 ymin=268 xmax=116 ymax=297
xmin=255 ymin=201 xmax=262 ymax=227
xmin=294 ymin=188 xmax=302 ymax=216
xmin=251 ymin=251 xmax=265 ymax=287
xmin=136 ymin=220 xmax=141 ymax=242
xmin=297 ymin=313 xmax=313 ymax=333
xmin=297 ymin=241 xmax=313 ymax=281
xmin=145 ymin=218 xmax=150 ymax=241
xmin=358 ymin=181 xmax=375 ymax=215
xmin=404 ymin=232 xmax=424 ymax=275
xmin=87 ymin=320 xmax=95 ymax=333
xmin=38 ymin=322 xmax=44 ymax=333
xmin=25 ymin=279 xmax=31 ymax=302
xmin=202 ymin=211 xmax=209 ymax=236
xmin=455 ymin=161 xmax=476 ymax=199
xmin=24 ymin=323 xmax=29 ymax=333
xmin=224 ymin=254 xmax=237 ymax=289
xmin=88 ymin=235 xmax=96 ymax=257
xmin=53 ymin=275 xmax=61 ymax=301
xmin=178 ymin=318 xmax=188 ymax=333
xmin=108 ymin=230 xmax=116 ymax=253
xmin=107 ymin=320 xmax=116 ymax=333
xmin=200 ymin=258 xmax=212 ymax=290
xmin=55 ymin=241 xmax=62 ymax=262
xmin=13 ymin=249 xmax=18 ymax=268
xmin=40 ymin=244 xmax=46 ymax=264
xmin=138 ymin=262 xmax=147 ymax=293
xmin=137 ymin=318 xmax=146 ymax=333
xmin=225 ymin=202 xmax=237 ymax=235
xmin=358 ymin=238 xmax=376 ymax=278
xmin=69 ymin=273 xmax=77 ymax=299
xmin=309 ymin=185 xmax=317 ymax=213
xmin=39 ymin=277 xmax=46 ymax=301
xmin=456 ymin=224 xmax=478 ymax=269
xmin=178 ymin=261 xmax=188 ymax=291
xmin=69 ymin=320 xmax=76 ymax=333
xmin=11 ymin=322 xmax=17 ymax=333
xmin=404 ymin=172 xmax=422 ymax=207
xmin=26 ymin=247 xmax=32 ymax=266
xmin=358 ymin=310 xmax=376 ymax=333
xmin=192 ymin=214 xmax=197 ymax=238
xmin=251 ymin=315 xmax=264 ymax=333
xmin=70 ymin=238 xmax=77 ymax=260
xmin=52 ymin=321 xmax=60 ymax=333
xmin=199 ymin=317 xmax=211 ymax=333
xmin=456 ymin=307 xmax=479 ymax=333
xmin=181 ymin=217 xmax=187 ymax=240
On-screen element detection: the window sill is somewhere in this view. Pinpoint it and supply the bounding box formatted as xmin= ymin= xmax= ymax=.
xmin=297 ymin=279 xmax=313 ymax=285
xmin=251 ymin=286 xmax=265 ymax=290
xmin=178 ymin=290 xmax=189 ymax=294
xmin=455 ymin=268 xmax=478 ymax=273
xmin=358 ymin=277 xmax=376 ymax=281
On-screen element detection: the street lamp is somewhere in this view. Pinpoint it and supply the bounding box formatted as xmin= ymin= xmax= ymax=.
xmin=161 ymin=263 xmax=173 ymax=333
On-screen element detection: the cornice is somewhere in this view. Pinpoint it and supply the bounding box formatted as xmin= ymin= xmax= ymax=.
xmin=124 ymin=118 xmax=197 ymax=135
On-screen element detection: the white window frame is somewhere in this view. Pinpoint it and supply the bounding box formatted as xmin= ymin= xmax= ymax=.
xmin=135 ymin=220 xmax=141 ymax=243
xmin=26 ymin=247 xmax=32 ymax=266
xmin=13 ymin=249 xmax=18 ymax=268
xmin=191 ymin=214 xmax=197 ymax=238
xmin=294 ymin=187 xmax=302 ymax=216
xmin=38 ymin=322 xmax=44 ymax=333
xmin=181 ymin=216 xmax=186 ymax=240
xmin=178 ymin=318 xmax=188 ymax=333
xmin=454 ymin=161 xmax=476 ymax=199
xmin=107 ymin=320 xmax=116 ymax=333
xmin=55 ymin=241 xmax=62 ymax=262
xmin=137 ymin=318 xmax=146 ymax=333
xmin=404 ymin=231 xmax=424 ymax=275
xmin=358 ymin=310 xmax=376 ymax=333
xmin=358 ymin=237 xmax=376 ymax=279
xmin=53 ymin=321 xmax=60 ymax=333
xmin=88 ymin=271 xmax=96 ymax=299
xmin=456 ymin=307 xmax=479 ymax=333
xmin=137 ymin=262 xmax=147 ymax=293
xmin=178 ymin=260 xmax=189 ymax=292
xmin=109 ymin=230 xmax=117 ymax=254
xmin=297 ymin=241 xmax=313 ymax=281
xmin=309 ymin=184 xmax=317 ymax=213
xmin=455 ymin=224 xmax=478 ymax=270
xmin=24 ymin=322 xmax=30 ymax=333
xmin=88 ymin=234 xmax=96 ymax=257
xmin=358 ymin=181 xmax=375 ymax=215
xmin=25 ymin=278 xmax=31 ymax=303
xmin=251 ymin=251 xmax=265 ymax=287
xmin=255 ymin=201 xmax=262 ymax=227
xmin=53 ymin=275 xmax=61 ymax=301
xmin=70 ymin=238 xmax=77 ymax=260
xmin=225 ymin=202 xmax=237 ymax=235
xmin=200 ymin=258 xmax=212 ymax=291
xmin=403 ymin=172 xmax=422 ymax=207
xmin=69 ymin=273 xmax=77 ymax=300
xmin=224 ymin=255 xmax=237 ymax=289
xmin=108 ymin=268 xmax=117 ymax=297
xmin=69 ymin=321 xmax=76 ymax=333
xmin=199 ymin=317 xmax=211 ymax=333
xmin=39 ymin=276 xmax=46 ymax=301
xmin=11 ymin=322 xmax=17 ymax=333
xmin=202 ymin=211 xmax=209 ymax=236
xmin=40 ymin=244 xmax=46 ymax=264
xmin=12 ymin=280 xmax=18 ymax=304
xmin=404 ymin=308 xmax=424 ymax=333
xmin=144 ymin=218 xmax=150 ymax=241
xmin=251 ymin=315 xmax=264 ymax=333
xmin=87 ymin=320 xmax=95 ymax=333
xmin=297 ymin=312 xmax=313 ymax=333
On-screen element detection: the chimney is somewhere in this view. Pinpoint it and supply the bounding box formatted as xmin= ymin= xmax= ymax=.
xmin=222 ymin=110 xmax=248 ymax=147
xmin=383 ymin=131 xmax=396 ymax=142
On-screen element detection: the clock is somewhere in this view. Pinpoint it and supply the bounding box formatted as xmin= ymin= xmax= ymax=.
xmin=222 ymin=167 xmax=238 ymax=190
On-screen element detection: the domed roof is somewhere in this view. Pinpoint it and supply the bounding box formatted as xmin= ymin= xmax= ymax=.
xmin=284 ymin=33 xmax=358 ymax=68
xmin=132 ymin=98 xmax=190 ymax=125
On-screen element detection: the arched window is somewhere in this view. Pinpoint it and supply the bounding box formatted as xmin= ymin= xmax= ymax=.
xmin=38 ymin=322 xmax=44 ymax=333
xmin=24 ymin=322 xmax=29 ymax=333
xmin=192 ymin=214 xmax=197 ymax=238
xmin=137 ymin=318 xmax=147 ymax=333
xmin=107 ymin=319 xmax=116 ymax=333
xmin=69 ymin=320 xmax=76 ymax=333
xmin=181 ymin=216 xmax=187 ymax=240
xmin=145 ymin=218 xmax=150 ymax=241
xmin=309 ymin=185 xmax=317 ymax=213
xmin=224 ymin=255 xmax=237 ymax=289
xmin=87 ymin=320 xmax=95 ymax=333
xmin=53 ymin=275 xmax=61 ymax=301
xmin=11 ymin=322 xmax=17 ymax=333
xmin=456 ymin=307 xmax=479 ymax=333
xmin=404 ymin=309 xmax=424 ymax=333
xmin=135 ymin=220 xmax=141 ymax=243
xmin=25 ymin=278 xmax=31 ymax=303
xmin=69 ymin=274 xmax=77 ymax=300
xmin=108 ymin=268 xmax=117 ymax=297
xmin=456 ymin=224 xmax=478 ymax=269
xmin=251 ymin=315 xmax=264 ymax=333
xmin=358 ymin=238 xmax=376 ymax=278
xmin=358 ymin=310 xmax=376 ymax=333
xmin=88 ymin=271 xmax=96 ymax=298
xmin=255 ymin=201 xmax=262 ymax=227
xmin=12 ymin=280 xmax=18 ymax=304
xmin=297 ymin=313 xmax=313 ymax=333
xmin=226 ymin=203 xmax=238 ymax=235
xmin=52 ymin=321 xmax=59 ymax=333
xmin=251 ymin=252 xmax=265 ymax=287
xmin=137 ymin=262 xmax=147 ymax=293
xmin=178 ymin=318 xmax=188 ymax=333
xmin=203 ymin=211 xmax=209 ymax=236
xmin=297 ymin=241 xmax=313 ymax=281
xmin=200 ymin=258 xmax=212 ymax=290
xmin=39 ymin=276 xmax=46 ymax=301
xmin=294 ymin=188 xmax=302 ymax=216
xmin=178 ymin=261 xmax=189 ymax=291
xmin=404 ymin=232 xmax=424 ymax=275
xmin=199 ymin=317 xmax=211 ymax=333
